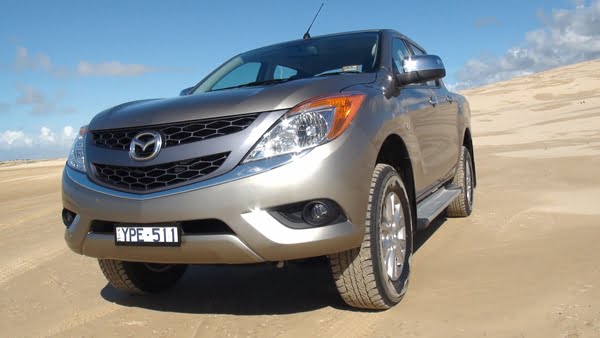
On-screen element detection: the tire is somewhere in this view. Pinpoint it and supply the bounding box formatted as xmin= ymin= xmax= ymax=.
xmin=447 ymin=146 xmax=474 ymax=217
xmin=328 ymin=164 xmax=413 ymax=310
xmin=98 ymin=259 xmax=187 ymax=294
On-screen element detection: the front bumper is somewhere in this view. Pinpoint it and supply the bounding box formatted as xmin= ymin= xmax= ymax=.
xmin=62 ymin=129 xmax=377 ymax=264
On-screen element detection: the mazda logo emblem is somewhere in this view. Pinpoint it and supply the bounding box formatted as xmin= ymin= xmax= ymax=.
xmin=129 ymin=131 xmax=162 ymax=161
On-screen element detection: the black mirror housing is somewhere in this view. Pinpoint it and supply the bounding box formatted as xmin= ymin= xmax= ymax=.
xmin=396 ymin=55 xmax=446 ymax=86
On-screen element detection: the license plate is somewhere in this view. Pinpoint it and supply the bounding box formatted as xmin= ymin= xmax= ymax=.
xmin=115 ymin=225 xmax=181 ymax=246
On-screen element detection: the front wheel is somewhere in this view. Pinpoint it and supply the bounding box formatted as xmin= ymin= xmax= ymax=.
xmin=328 ymin=164 xmax=413 ymax=310
xmin=447 ymin=146 xmax=475 ymax=217
xmin=98 ymin=259 xmax=187 ymax=294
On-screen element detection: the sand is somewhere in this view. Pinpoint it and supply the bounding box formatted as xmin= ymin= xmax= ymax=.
xmin=1 ymin=59 xmax=600 ymax=337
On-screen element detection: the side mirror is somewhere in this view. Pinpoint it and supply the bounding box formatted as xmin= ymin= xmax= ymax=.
xmin=179 ymin=86 xmax=193 ymax=96
xmin=396 ymin=55 xmax=446 ymax=86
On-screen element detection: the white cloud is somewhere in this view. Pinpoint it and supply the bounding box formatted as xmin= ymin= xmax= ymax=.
xmin=16 ymin=84 xmax=45 ymax=105
xmin=14 ymin=84 xmax=79 ymax=115
xmin=0 ymin=126 xmax=76 ymax=159
xmin=14 ymin=46 xmax=30 ymax=69
xmin=38 ymin=53 xmax=52 ymax=71
xmin=453 ymin=0 xmax=600 ymax=90
xmin=76 ymin=61 xmax=158 ymax=76
xmin=15 ymin=84 xmax=57 ymax=115
xmin=0 ymin=130 xmax=33 ymax=147
xmin=13 ymin=45 xmax=160 ymax=77
xmin=62 ymin=126 xmax=75 ymax=138
xmin=39 ymin=126 xmax=56 ymax=144
xmin=0 ymin=126 xmax=75 ymax=148
xmin=13 ymin=45 xmax=53 ymax=72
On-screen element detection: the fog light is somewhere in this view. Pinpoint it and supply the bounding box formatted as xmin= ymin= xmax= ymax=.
xmin=302 ymin=200 xmax=339 ymax=226
xmin=310 ymin=203 xmax=328 ymax=220
xmin=268 ymin=199 xmax=346 ymax=229
xmin=62 ymin=209 xmax=76 ymax=228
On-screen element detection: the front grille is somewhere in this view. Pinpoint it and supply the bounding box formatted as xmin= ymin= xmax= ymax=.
xmin=93 ymin=152 xmax=229 ymax=191
xmin=91 ymin=114 xmax=259 ymax=150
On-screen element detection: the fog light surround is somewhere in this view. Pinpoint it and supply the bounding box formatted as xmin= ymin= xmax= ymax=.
xmin=62 ymin=208 xmax=77 ymax=228
xmin=268 ymin=199 xmax=346 ymax=229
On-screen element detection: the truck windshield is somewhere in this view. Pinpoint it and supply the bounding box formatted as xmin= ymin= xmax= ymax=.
xmin=193 ymin=32 xmax=379 ymax=93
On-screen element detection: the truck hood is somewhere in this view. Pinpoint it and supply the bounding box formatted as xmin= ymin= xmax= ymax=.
xmin=89 ymin=73 xmax=377 ymax=130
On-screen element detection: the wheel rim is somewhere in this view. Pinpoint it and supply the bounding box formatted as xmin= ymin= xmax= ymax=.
xmin=379 ymin=190 xmax=407 ymax=282
xmin=465 ymin=157 xmax=473 ymax=207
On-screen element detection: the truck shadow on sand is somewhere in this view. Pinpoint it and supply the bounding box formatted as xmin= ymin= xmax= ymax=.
xmin=100 ymin=216 xmax=448 ymax=315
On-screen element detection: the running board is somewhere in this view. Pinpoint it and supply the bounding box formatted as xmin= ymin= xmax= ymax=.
xmin=416 ymin=185 xmax=461 ymax=230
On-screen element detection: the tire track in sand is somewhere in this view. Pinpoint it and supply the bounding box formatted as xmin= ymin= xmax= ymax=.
xmin=45 ymin=303 xmax=121 ymax=337
xmin=0 ymin=246 xmax=66 ymax=285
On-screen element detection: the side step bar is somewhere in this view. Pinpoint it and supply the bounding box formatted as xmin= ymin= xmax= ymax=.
xmin=416 ymin=185 xmax=461 ymax=230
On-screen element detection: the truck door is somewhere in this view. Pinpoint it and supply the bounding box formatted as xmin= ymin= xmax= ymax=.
xmin=406 ymin=42 xmax=459 ymax=188
xmin=429 ymin=83 xmax=460 ymax=182
xmin=391 ymin=38 xmax=440 ymax=195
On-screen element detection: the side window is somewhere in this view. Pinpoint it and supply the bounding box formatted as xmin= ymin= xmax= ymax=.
xmin=212 ymin=62 xmax=261 ymax=90
xmin=408 ymin=43 xmax=438 ymax=87
xmin=410 ymin=44 xmax=425 ymax=56
xmin=273 ymin=65 xmax=297 ymax=80
xmin=391 ymin=39 xmax=411 ymax=73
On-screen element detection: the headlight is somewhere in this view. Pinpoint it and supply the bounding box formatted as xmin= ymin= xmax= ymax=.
xmin=67 ymin=126 xmax=88 ymax=172
xmin=243 ymin=93 xmax=366 ymax=163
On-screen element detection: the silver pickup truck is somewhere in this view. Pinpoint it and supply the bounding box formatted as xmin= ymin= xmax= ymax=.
xmin=62 ymin=29 xmax=475 ymax=310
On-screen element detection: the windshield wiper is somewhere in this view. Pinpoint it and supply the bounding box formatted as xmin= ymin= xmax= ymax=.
xmin=316 ymin=71 xmax=361 ymax=77
xmin=210 ymin=78 xmax=293 ymax=92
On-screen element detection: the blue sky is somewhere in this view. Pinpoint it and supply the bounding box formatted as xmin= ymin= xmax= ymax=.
xmin=1 ymin=0 xmax=599 ymax=160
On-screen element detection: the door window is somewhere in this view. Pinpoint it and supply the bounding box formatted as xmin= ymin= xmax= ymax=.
xmin=410 ymin=44 xmax=425 ymax=56
xmin=391 ymin=39 xmax=411 ymax=74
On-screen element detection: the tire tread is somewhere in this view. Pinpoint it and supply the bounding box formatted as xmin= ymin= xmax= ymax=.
xmin=447 ymin=146 xmax=473 ymax=217
xmin=98 ymin=259 xmax=144 ymax=294
xmin=328 ymin=164 xmax=395 ymax=310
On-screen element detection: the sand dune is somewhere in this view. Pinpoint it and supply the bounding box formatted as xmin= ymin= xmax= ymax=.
xmin=0 ymin=159 xmax=65 ymax=171
xmin=1 ymin=60 xmax=599 ymax=337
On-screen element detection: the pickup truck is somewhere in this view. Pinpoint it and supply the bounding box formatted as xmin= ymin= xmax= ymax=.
xmin=62 ymin=29 xmax=476 ymax=310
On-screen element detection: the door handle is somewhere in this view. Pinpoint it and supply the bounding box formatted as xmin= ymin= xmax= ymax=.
xmin=446 ymin=95 xmax=454 ymax=103
xmin=428 ymin=97 xmax=438 ymax=106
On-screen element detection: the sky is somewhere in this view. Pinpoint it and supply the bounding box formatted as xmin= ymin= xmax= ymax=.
xmin=1 ymin=0 xmax=599 ymax=160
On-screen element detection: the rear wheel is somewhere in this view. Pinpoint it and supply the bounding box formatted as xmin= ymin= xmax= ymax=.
xmin=98 ymin=259 xmax=187 ymax=294
xmin=447 ymin=146 xmax=474 ymax=217
xmin=328 ymin=164 xmax=413 ymax=310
